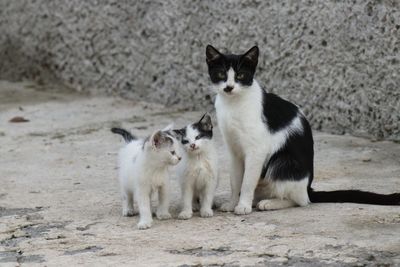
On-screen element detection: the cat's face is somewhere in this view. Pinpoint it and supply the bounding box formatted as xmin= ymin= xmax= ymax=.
xmin=174 ymin=114 xmax=213 ymax=155
xmin=206 ymin=45 xmax=259 ymax=96
xmin=147 ymin=130 xmax=182 ymax=165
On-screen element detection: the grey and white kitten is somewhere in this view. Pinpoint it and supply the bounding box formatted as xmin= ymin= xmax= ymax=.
xmin=173 ymin=114 xmax=219 ymax=219
xmin=111 ymin=125 xmax=182 ymax=229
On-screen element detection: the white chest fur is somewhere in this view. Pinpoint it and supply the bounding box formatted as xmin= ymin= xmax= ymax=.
xmin=215 ymin=82 xmax=270 ymax=159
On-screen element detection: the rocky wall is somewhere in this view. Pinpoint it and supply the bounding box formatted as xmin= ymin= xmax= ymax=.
xmin=0 ymin=0 xmax=399 ymax=140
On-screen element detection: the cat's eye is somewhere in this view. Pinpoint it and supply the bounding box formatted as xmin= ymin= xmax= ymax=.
xmin=236 ymin=73 xmax=245 ymax=80
xmin=182 ymin=140 xmax=189 ymax=144
xmin=217 ymin=72 xmax=226 ymax=79
xmin=195 ymin=135 xmax=200 ymax=140
xmin=170 ymin=151 xmax=176 ymax=155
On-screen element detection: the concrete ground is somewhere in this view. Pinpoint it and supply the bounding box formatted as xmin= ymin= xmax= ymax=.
xmin=0 ymin=81 xmax=399 ymax=267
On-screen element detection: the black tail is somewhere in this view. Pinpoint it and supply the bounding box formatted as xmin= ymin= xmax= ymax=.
xmin=111 ymin=127 xmax=136 ymax=143
xmin=308 ymin=188 xmax=400 ymax=205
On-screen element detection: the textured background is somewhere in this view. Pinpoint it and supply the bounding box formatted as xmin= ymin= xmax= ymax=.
xmin=0 ymin=0 xmax=399 ymax=140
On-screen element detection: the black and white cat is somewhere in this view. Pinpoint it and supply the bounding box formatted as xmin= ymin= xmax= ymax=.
xmin=206 ymin=45 xmax=400 ymax=215
xmin=111 ymin=126 xmax=181 ymax=229
xmin=173 ymin=114 xmax=218 ymax=219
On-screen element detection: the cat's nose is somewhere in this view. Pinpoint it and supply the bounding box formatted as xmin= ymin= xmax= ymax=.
xmin=224 ymin=86 xmax=233 ymax=93
xmin=190 ymin=144 xmax=196 ymax=149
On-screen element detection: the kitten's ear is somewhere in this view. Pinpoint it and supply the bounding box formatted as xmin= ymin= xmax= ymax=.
xmin=242 ymin=46 xmax=259 ymax=65
xmin=162 ymin=123 xmax=174 ymax=131
xmin=151 ymin=130 xmax=172 ymax=149
xmin=206 ymin=45 xmax=222 ymax=63
xmin=199 ymin=113 xmax=213 ymax=131
xmin=151 ymin=130 xmax=163 ymax=149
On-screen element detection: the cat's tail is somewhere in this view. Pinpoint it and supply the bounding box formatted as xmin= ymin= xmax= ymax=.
xmin=308 ymin=188 xmax=400 ymax=205
xmin=111 ymin=127 xmax=136 ymax=143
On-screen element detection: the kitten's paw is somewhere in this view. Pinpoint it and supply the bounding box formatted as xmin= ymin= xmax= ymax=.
xmin=178 ymin=210 xmax=193 ymax=220
xmin=219 ymin=202 xmax=236 ymax=212
xmin=234 ymin=203 xmax=252 ymax=215
xmin=137 ymin=220 xmax=152 ymax=230
xmin=156 ymin=211 xmax=172 ymax=220
xmin=200 ymin=208 xmax=213 ymax=218
xmin=122 ymin=208 xmax=137 ymax=217
xmin=192 ymin=203 xmax=200 ymax=212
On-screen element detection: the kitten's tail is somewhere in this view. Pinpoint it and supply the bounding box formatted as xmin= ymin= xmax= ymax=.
xmin=111 ymin=127 xmax=136 ymax=143
xmin=308 ymin=188 xmax=400 ymax=205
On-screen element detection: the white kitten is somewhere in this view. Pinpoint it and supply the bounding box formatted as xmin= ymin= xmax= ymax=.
xmin=112 ymin=125 xmax=181 ymax=229
xmin=174 ymin=114 xmax=219 ymax=219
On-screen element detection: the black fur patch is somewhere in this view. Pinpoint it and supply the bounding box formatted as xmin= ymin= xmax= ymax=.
xmin=111 ymin=127 xmax=136 ymax=143
xmin=262 ymin=91 xmax=300 ymax=133
xmin=192 ymin=122 xmax=213 ymax=140
xmin=261 ymin=116 xmax=314 ymax=184
xmin=192 ymin=114 xmax=213 ymax=140
xmin=172 ymin=128 xmax=186 ymax=143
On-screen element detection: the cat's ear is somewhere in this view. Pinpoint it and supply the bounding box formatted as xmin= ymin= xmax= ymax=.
xmin=206 ymin=45 xmax=222 ymax=63
xmin=199 ymin=113 xmax=213 ymax=131
xmin=162 ymin=123 xmax=174 ymax=131
xmin=242 ymin=46 xmax=259 ymax=65
xmin=151 ymin=130 xmax=172 ymax=149
xmin=151 ymin=130 xmax=162 ymax=149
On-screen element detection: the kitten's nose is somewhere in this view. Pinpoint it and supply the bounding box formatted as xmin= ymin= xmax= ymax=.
xmin=190 ymin=144 xmax=196 ymax=149
xmin=224 ymin=86 xmax=233 ymax=93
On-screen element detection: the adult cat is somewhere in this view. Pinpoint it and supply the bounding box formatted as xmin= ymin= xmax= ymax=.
xmin=206 ymin=45 xmax=400 ymax=215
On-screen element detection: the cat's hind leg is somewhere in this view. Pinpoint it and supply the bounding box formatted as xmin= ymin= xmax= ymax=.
xmin=122 ymin=191 xmax=137 ymax=216
xmin=257 ymin=199 xmax=296 ymax=210
xmin=257 ymin=179 xmax=309 ymax=211
xmin=156 ymin=183 xmax=172 ymax=220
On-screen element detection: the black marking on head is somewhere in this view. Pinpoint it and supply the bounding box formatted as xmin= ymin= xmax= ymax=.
xmin=111 ymin=127 xmax=136 ymax=143
xmin=192 ymin=114 xmax=213 ymax=140
xmin=206 ymin=45 xmax=223 ymax=63
xmin=206 ymin=45 xmax=259 ymax=86
xmin=172 ymin=128 xmax=186 ymax=141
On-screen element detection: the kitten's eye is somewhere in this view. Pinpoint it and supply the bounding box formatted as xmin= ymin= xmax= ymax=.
xmin=195 ymin=135 xmax=200 ymax=140
xmin=182 ymin=140 xmax=189 ymax=144
xmin=236 ymin=73 xmax=245 ymax=80
xmin=217 ymin=72 xmax=226 ymax=79
xmin=170 ymin=151 xmax=176 ymax=155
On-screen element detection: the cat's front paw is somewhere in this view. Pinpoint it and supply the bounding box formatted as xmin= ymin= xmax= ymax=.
xmin=219 ymin=201 xmax=236 ymax=212
xmin=137 ymin=220 xmax=152 ymax=230
xmin=200 ymin=208 xmax=213 ymax=218
xmin=234 ymin=203 xmax=252 ymax=215
xmin=178 ymin=210 xmax=193 ymax=220
xmin=156 ymin=211 xmax=172 ymax=220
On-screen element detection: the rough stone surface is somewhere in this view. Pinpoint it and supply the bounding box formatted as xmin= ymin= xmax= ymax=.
xmin=0 ymin=81 xmax=400 ymax=266
xmin=0 ymin=1 xmax=400 ymax=141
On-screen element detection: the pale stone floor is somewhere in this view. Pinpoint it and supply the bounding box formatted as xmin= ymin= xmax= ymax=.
xmin=0 ymin=81 xmax=399 ymax=266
